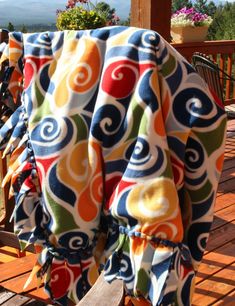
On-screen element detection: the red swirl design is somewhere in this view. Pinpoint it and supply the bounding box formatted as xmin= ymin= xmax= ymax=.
xmin=102 ymin=60 xmax=154 ymax=99
xmin=24 ymin=57 xmax=51 ymax=89
xmin=51 ymin=261 xmax=72 ymax=299
xmin=24 ymin=60 xmax=35 ymax=89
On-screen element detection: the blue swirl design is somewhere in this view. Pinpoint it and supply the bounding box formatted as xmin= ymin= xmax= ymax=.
xmin=11 ymin=119 xmax=25 ymax=139
xmin=0 ymin=106 xmax=23 ymax=141
xmin=30 ymin=117 xmax=74 ymax=156
xmin=75 ymin=269 xmax=91 ymax=299
xmin=49 ymin=164 xmax=76 ymax=207
xmin=58 ymin=231 xmax=90 ymax=250
xmin=192 ymin=192 xmax=215 ymax=220
xmin=50 ymin=32 xmax=65 ymax=54
xmin=105 ymin=159 xmax=128 ymax=175
xmin=90 ymin=26 xmax=127 ymax=40
xmin=116 ymin=190 xmax=138 ymax=227
xmin=138 ymin=70 xmax=159 ymax=112
xmin=128 ymin=29 xmax=160 ymax=50
xmin=167 ymin=136 xmax=186 ymax=161
xmin=173 ymin=87 xmax=222 ymax=128
xmin=25 ymin=32 xmax=52 ymax=57
xmin=105 ymin=46 xmax=156 ymax=63
xmin=185 ymin=170 xmax=207 ymax=185
xmin=155 ymin=45 xmax=168 ymax=66
xmin=91 ymin=104 xmax=128 ymax=148
xmin=119 ymin=252 xmax=135 ymax=284
xmin=10 ymin=31 xmax=23 ymax=44
xmin=39 ymin=64 xmax=54 ymax=94
xmin=124 ymin=140 xmax=165 ymax=178
xmin=185 ymin=138 xmax=204 ymax=172
xmin=181 ymin=273 xmax=195 ymax=306
xmin=187 ymin=222 xmax=211 ymax=262
xmin=165 ymin=61 xmax=183 ymax=96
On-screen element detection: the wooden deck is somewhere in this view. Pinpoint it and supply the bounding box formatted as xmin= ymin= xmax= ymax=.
xmin=192 ymin=118 xmax=235 ymax=306
xmin=0 ymin=119 xmax=235 ymax=305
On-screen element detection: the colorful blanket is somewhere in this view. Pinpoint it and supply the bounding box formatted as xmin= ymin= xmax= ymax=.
xmin=0 ymin=26 xmax=226 ymax=306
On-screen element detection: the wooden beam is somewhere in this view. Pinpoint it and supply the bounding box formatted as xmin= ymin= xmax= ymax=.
xmin=0 ymin=29 xmax=9 ymax=44
xmin=130 ymin=0 xmax=172 ymax=42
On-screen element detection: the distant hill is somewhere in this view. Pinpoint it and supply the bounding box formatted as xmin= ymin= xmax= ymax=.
xmin=0 ymin=23 xmax=58 ymax=33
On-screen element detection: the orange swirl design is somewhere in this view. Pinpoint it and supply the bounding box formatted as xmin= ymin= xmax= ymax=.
xmin=57 ymin=140 xmax=103 ymax=222
xmin=53 ymin=38 xmax=101 ymax=107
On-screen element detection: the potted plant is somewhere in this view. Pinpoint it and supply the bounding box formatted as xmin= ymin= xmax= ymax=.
xmin=56 ymin=0 xmax=106 ymax=30
xmin=171 ymin=7 xmax=213 ymax=43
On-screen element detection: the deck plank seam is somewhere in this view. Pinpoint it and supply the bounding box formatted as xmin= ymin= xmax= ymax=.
xmin=207 ymin=287 xmax=235 ymax=306
xmin=195 ymin=259 xmax=235 ymax=286
xmin=209 ymin=217 xmax=235 ymax=232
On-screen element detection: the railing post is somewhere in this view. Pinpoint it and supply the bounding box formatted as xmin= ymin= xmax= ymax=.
xmin=130 ymin=0 xmax=172 ymax=42
xmin=0 ymin=29 xmax=9 ymax=44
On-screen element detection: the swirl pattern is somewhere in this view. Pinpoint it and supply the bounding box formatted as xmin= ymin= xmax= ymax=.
xmin=0 ymin=27 xmax=226 ymax=306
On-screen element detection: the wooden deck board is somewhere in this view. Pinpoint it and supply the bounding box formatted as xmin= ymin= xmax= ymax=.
xmin=0 ymin=254 xmax=36 ymax=283
xmin=213 ymin=289 xmax=235 ymax=305
xmin=0 ymin=287 xmax=48 ymax=306
xmin=206 ymin=220 xmax=235 ymax=253
xmin=211 ymin=204 xmax=235 ymax=230
xmin=195 ymin=240 xmax=235 ymax=284
xmin=0 ymin=246 xmax=19 ymax=263
xmin=193 ymin=263 xmax=235 ymax=305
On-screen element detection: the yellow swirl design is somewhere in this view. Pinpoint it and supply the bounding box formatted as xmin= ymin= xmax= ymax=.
xmin=127 ymin=178 xmax=180 ymax=224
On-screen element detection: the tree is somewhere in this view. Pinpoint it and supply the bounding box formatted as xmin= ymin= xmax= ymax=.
xmin=194 ymin=0 xmax=217 ymax=17
xmin=7 ymin=22 xmax=15 ymax=32
xmin=172 ymin=0 xmax=192 ymax=12
xmin=121 ymin=13 xmax=130 ymax=26
xmin=208 ymin=2 xmax=235 ymax=40
xmin=21 ymin=24 xmax=28 ymax=33
xmin=95 ymin=1 xmax=119 ymax=25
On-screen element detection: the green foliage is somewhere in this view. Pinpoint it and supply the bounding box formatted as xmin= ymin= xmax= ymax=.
xmin=7 ymin=22 xmax=15 ymax=32
xmin=21 ymin=24 xmax=28 ymax=33
xmin=194 ymin=0 xmax=217 ymax=16
xmin=172 ymin=0 xmax=193 ymax=12
xmin=56 ymin=6 xmax=106 ymax=30
xmin=172 ymin=0 xmax=216 ymax=17
xmin=120 ymin=14 xmax=130 ymax=26
xmin=95 ymin=1 xmax=119 ymax=25
xmin=208 ymin=3 xmax=235 ymax=40
xmin=95 ymin=1 xmax=115 ymax=20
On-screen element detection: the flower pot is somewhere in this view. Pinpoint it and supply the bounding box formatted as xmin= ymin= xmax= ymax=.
xmin=171 ymin=26 xmax=209 ymax=43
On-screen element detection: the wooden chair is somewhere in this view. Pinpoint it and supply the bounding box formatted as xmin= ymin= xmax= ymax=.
xmin=192 ymin=52 xmax=235 ymax=120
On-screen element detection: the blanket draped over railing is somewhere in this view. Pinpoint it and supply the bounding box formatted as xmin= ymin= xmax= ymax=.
xmin=0 ymin=26 xmax=227 ymax=306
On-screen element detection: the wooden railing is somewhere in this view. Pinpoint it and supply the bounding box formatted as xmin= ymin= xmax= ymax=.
xmin=172 ymin=40 xmax=235 ymax=106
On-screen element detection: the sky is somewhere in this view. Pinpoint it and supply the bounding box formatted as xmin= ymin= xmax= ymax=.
xmin=0 ymin=0 xmax=131 ymax=25
xmin=0 ymin=0 xmax=234 ymax=26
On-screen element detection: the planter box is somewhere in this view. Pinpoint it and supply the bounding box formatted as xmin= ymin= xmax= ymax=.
xmin=171 ymin=26 xmax=209 ymax=43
